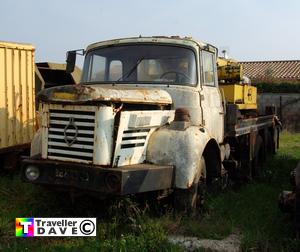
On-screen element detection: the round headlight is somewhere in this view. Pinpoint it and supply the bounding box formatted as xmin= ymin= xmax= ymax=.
xmin=25 ymin=166 xmax=40 ymax=181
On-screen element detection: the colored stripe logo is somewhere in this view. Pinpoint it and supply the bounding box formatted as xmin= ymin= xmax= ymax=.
xmin=16 ymin=218 xmax=34 ymax=237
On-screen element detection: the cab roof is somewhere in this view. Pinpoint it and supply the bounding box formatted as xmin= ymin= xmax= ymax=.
xmin=86 ymin=36 xmax=212 ymax=53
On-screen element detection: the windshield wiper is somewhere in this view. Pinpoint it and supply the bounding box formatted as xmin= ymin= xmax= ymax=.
xmin=117 ymin=58 xmax=144 ymax=82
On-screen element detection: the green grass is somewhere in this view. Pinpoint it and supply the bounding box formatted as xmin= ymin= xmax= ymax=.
xmin=0 ymin=182 xmax=181 ymax=252
xmin=0 ymin=133 xmax=300 ymax=251
xmin=178 ymin=132 xmax=300 ymax=251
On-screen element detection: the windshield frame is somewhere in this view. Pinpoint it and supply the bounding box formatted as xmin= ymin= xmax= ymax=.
xmin=81 ymin=43 xmax=199 ymax=87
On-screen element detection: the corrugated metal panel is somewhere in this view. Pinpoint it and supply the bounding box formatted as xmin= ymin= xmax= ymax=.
xmin=0 ymin=41 xmax=35 ymax=150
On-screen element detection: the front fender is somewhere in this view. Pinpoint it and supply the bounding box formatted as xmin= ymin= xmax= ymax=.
xmin=146 ymin=125 xmax=211 ymax=189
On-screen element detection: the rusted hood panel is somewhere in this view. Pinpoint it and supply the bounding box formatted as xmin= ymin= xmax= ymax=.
xmin=38 ymin=84 xmax=172 ymax=105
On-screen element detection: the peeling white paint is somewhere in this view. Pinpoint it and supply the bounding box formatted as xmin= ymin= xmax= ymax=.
xmin=113 ymin=110 xmax=174 ymax=167
xmin=147 ymin=125 xmax=211 ymax=188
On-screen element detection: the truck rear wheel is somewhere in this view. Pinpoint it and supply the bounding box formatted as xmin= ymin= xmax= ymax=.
xmin=174 ymin=156 xmax=206 ymax=215
xmin=273 ymin=126 xmax=280 ymax=154
xmin=252 ymin=135 xmax=264 ymax=178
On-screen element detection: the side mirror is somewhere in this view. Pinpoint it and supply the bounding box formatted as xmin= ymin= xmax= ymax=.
xmin=66 ymin=51 xmax=77 ymax=73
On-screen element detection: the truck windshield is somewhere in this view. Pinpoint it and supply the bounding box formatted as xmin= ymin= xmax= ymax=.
xmin=82 ymin=45 xmax=197 ymax=85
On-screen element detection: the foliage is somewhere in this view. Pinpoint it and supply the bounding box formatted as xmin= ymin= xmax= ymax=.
xmin=254 ymin=81 xmax=300 ymax=93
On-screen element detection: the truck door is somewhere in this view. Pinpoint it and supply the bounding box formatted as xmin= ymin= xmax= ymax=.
xmin=200 ymin=50 xmax=224 ymax=143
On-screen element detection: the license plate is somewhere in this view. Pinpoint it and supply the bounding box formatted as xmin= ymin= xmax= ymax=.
xmin=55 ymin=168 xmax=89 ymax=182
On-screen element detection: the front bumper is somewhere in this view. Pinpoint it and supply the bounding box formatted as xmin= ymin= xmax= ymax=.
xmin=21 ymin=158 xmax=174 ymax=195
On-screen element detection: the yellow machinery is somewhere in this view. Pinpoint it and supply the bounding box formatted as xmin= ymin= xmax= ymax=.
xmin=217 ymin=57 xmax=257 ymax=110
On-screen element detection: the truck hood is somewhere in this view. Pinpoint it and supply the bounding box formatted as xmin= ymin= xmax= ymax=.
xmin=38 ymin=84 xmax=172 ymax=105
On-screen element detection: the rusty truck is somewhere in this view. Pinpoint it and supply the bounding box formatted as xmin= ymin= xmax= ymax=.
xmin=21 ymin=36 xmax=281 ymax=211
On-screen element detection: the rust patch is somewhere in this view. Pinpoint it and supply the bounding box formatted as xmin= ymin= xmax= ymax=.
xmin=174 ymin=108 xmax=190 ymax=122
xmin=137 ymin=89 xmax=150 ymax=96
xmin=74 ymin=84 xmax=95 ymax=94
xmin=72 ymin=84 xmax=96 ymax=100
xmin=38 ymin=85 xmax=172 ymax=105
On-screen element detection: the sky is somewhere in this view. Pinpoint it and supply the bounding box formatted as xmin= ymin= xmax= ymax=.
xmin=1 ymin=0 xmax=299 ymax=67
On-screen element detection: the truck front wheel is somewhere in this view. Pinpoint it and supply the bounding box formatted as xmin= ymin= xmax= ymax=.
xmin=174 ymin=156 xmax=206 ymax=215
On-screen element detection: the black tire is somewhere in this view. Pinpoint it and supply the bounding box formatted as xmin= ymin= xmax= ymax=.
xmin=252 ymin=135 xmax=263 ymax=178
xmin=174 ymin=156 xmax=206 ymax=215
xmin=273 ymin=126 xmax=280 ymax=154
xmin=265 ymin=130 xmax=274 ymax=155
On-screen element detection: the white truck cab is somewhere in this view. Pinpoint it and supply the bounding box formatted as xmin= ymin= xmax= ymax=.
xmin=22 ymin=36 xmax=279 ymax=212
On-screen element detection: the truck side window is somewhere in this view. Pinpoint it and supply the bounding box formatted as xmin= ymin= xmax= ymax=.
xmin=109 ymin=60 xmax=123 ymax=81
xmin=202 ymin=51 xmax=215 ymax=86
xmin=89 ymin=55 xmax=106 ymax=81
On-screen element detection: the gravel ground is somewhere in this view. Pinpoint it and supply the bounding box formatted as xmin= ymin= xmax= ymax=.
xmin=168 ymin=234 xmax=241 ymax=252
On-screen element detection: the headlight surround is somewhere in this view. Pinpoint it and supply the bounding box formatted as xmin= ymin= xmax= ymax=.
xmin=25 ymin=165 xmax=40 ymax=181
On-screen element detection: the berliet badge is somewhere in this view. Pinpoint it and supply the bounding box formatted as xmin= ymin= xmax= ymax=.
xmin=64 ymin=117 xmax=78 ymax=146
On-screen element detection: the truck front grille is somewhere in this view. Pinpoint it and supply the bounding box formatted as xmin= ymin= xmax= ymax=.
xmin=47 ymin=109 xmax=95 ymax=163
